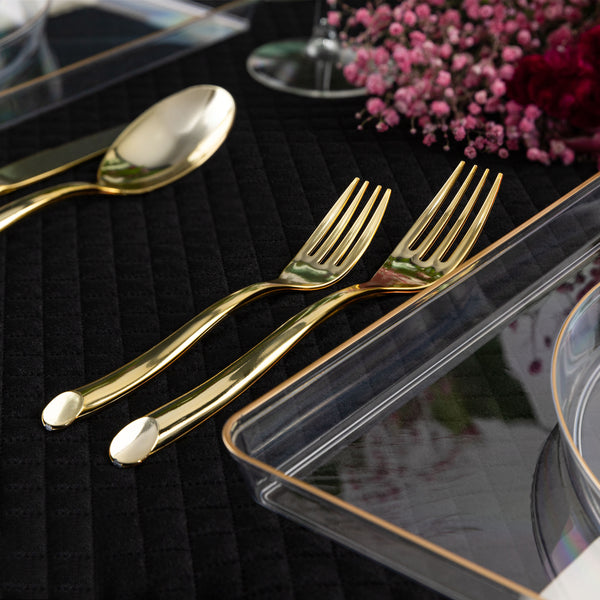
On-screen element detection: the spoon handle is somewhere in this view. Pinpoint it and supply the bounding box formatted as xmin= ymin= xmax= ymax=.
xmin=0 ymin=182 xmax=101 ymax=232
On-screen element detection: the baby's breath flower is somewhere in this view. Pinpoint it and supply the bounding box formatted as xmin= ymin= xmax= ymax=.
xmin=329 ymin=0 xmax=599 ymax=165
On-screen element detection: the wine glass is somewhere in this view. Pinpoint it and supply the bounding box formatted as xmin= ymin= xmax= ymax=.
xmin=246 ymin=0 xmax=364 ymax=99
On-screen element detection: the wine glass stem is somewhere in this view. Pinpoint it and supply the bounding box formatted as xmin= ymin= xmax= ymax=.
xmin=312 ymin=0 xmax=323 ymax=27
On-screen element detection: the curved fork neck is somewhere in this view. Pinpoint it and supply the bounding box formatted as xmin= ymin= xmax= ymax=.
xmin=123 ymin=284 xmax=383 ymax=462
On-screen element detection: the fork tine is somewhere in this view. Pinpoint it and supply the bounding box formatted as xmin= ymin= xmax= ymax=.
xmin=310 ymin=180 xmax=370 ymax=261
xmin=325 ymin=184 xmax=381 ymax=264
xmin=412 ymin=165 xmax=478 ymax=256
xmin=300 ymin=177 xmax=363 ymax=257
xmin=329 ymin=187 xmax=391 ymax=266
xmin=401 ymin=161 xmax=466 ymax=247
xmin=434 ymin=172 xmax=503 ymax=269
xmin=430 ymin=169 xmax=489 ymax=259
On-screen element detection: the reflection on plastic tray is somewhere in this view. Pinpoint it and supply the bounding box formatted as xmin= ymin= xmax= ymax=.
xmin=0 ymin=0 xmax=250 ymax=129
xmin=224 ymin=173 xmax=600 ymax=600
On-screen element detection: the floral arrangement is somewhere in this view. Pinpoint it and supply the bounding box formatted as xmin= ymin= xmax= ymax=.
xmin=326 ymin=0 xmax=600 ymax=166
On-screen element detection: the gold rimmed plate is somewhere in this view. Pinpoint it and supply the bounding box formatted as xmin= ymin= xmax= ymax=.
xmin=224 ymin=172 xmax=600 ymax=600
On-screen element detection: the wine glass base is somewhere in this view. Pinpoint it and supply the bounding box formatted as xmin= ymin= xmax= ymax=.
xmin=246 ymin=38 xmax=365 ymax=99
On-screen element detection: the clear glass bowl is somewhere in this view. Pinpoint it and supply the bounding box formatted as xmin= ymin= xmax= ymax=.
xmin=552 ymin=280 xmax=600 ymax=528
xmin=0 ymin=0 xmax=49 ymax=86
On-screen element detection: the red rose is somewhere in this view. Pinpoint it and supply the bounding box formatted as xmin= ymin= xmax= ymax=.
xmin=569 ymin=77 xmax=600 ymax=130
xmin=507 ymin=55 xmax=577 ymax=120
xmin=578 ymin=25 xmax=600 ymax=71
xmin=507 ymin=25 xmax=600 ymax=131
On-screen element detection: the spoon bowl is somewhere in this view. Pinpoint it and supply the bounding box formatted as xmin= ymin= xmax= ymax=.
xmin=0 ymin=85 xmax=236 ymax=231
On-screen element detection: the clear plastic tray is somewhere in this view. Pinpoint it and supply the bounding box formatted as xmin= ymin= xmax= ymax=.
xmin=223 ymin=172 xmax=600 ymax=600
xmin=0 ymin=0 xmax=250 ymax=129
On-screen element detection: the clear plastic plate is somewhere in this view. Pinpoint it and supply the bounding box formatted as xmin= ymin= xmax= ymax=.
xmin=0 ymin=0 xmax=250 ymax=129
xmin=224 ymin=172 xmax=600 ymax=600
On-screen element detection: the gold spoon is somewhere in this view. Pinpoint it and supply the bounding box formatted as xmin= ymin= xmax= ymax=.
xmin=0 ymin=85 xmax=235 ymax=232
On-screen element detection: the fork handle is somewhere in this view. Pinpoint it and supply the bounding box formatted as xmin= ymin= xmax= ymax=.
xmin=41 ymin=281 xmax=283 ymax=429
xmin=109 ymin=284 xmax=377 ymax=466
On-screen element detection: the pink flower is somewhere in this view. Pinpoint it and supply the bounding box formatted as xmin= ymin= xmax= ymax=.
xmin=526 ymin=147 xmax=550 ymax=165
xmin=490 ymin=79 xmax=506 ymax=97
xmin=366 ymin=73 xmax=388 ymax=96
xmin=403 ymin=10 xmax=417 ymax=26
xmin=453 ymin=125 xmax=466 ymax=141
xmin=481 ymin=64 xmax=497 ymax=79
xmin=464 ymin=115 xmax=478 ymax=129
xmin=327 ymin=11 xmax=341 ymax=28
xmin=438 ymin=43 xmax=452 ymax=59
xmin=474 ymin=136 xmax=486 ymax=150
xmin=474 ymin=90 xmax=487 ymax=104
xmin=409 ymin=31 xmax=426 ymax=47
xmin=343 ymin=63 xmax=359 ymax=84
xmin=452 ymin=54 xmax=470 ymax=71
xmin=464 ymin=145 xmax=477 ymax=159
xmin=502 ymin=46 xmax=523 ymax=62
xmin=479 ymin=5 xmax=494 ymax=19
xmin=498 ymin=64 xmax=515 ymax=80
xmin=392 ymin=45 xmax=411 ymax=73
xmin=518 ymin=118 xmax=535 ymax=133
xmin=544 ymin=4 xmax=563 ymax=20
xmin=436 ymin=70 xmax=451 ymax=86
xmin=355 ymin=48 xmax=369 ymax=67
xmin=439 ymin=9 xmax=461 ymax=27
xmin=423 ymin=133 xmax=437 ymax=146
xmin=431 ymin=100 xmax=451 ymax=117
xmin=374 ymin=4 xmax=392 ymax=23
xmin=517 ymin=29 xmax=532 ymax=46
xmin=355 ymin=7 xmax=372 ymax=27
xmin=485 ymin=97 xmax=501 ymax=112
xmin=561 ymin=147 xmax=575 ymax=165
xmin=383 ymin=107 xmax=400 ymax=127
xmin=415 ymin=4 xmax=431 ymax=19
xmin=389 ymin=22 xmax=403 ymax=36
xmin=373 ymin=47 xmax=390 ymax=66
xmin=366 ymin=97 xmax=386 ymax=115
xmin=524 ymin=105 xmax=542 ymax=120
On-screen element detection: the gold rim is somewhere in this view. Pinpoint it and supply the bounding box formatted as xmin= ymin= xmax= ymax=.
xmin=551 ymin=280 xmax=600 ymax=496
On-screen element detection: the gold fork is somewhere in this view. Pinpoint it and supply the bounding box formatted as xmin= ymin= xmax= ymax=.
xmin=41 ymin=179 xmax=390 ymax=429
xmin=109 ymin=161 xmax=503 ymax=466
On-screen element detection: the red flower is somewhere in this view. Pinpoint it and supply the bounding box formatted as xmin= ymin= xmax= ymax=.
xmin=579 ymin=25 xmax=600 ymax=70
xmin=507 ymin=25 xmax=600 ymax=131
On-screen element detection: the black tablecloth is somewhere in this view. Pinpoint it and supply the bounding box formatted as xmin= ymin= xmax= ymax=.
xmin=0 ymin=2 xmax=597 ymax=598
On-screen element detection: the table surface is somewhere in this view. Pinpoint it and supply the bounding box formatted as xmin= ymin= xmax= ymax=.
xmin=0 ymin=1 xmax=597 ymax=599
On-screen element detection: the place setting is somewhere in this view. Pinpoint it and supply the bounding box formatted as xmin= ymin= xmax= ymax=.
xmin=1 ymin=0 xmax=599 ymax=599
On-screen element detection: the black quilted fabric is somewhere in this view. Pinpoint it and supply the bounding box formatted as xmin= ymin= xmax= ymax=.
xmin=0 ymin=1 xmax=597 ymax=598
